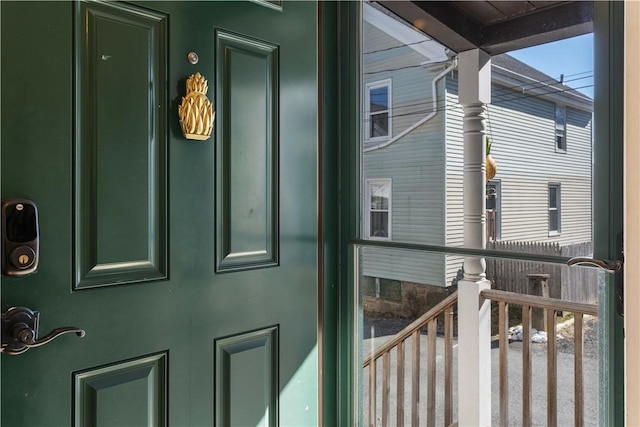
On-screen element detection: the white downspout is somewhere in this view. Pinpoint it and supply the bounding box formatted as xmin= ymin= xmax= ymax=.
xmin=364 ymin=57 xmax=458 ymax=153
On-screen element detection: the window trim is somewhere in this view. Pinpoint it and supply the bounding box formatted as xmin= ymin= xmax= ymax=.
xmin=365 ymin=178 xmax=392 ymax=240
xmin=555 ymin=104 xmax=567 ymax=153
xmin=548 ymin=183 xmax=561 ymax=236
xmin=364 ymin=79 xmax=392 ymax=142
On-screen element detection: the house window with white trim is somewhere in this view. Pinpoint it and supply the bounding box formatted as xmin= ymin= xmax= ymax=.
xmin=555 ymin=105 xmax=566 ymax=151
xmin=366 ymin=179 xmax=391 ymax=239
xmin=365 ymin=80 xmax=392 ymax=140
xmin=549 ymin=183 xmax=561 ymax=235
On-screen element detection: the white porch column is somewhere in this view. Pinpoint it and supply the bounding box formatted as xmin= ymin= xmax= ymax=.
xmin=457 ymin=49 xmax=493 ymax=427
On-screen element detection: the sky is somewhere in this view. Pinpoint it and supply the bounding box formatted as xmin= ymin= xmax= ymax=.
xmin=508 ymin=33 xmax=594 ymax=99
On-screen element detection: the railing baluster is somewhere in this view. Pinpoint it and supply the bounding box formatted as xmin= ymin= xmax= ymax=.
xmin=397 ymin=340 xmax=405 ymax=426
xmin=382 ymin=352 xmax=390 ymax=426
xmin=499 ymin=301 xmax=509 ymax=426
xmin=547 ymin=308 xmax=557 ymax=427
xmin=574 ymin=312 xmax=584 ymax=427
xmin=362 ymin=294 xmax=457 ymax=427
xmin=412 ymin=329 xmax=420 ymax=427
xmin=427 ymin=319 xmax=437 ymax=427
xmin=369 ymin=359 xmax=376 ymax=427
xmin=444 ymin=306 xmax=453 ymax=427
xmin=522 ymin=305 xmax=532 ymax=427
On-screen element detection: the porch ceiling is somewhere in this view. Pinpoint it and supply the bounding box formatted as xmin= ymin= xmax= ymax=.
xmin=376 ymin=1 xmax=594 ymax=55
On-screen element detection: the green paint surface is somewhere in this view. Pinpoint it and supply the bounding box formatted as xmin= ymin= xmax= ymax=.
xmin=1 ymin=1 xmax=321 ymax=425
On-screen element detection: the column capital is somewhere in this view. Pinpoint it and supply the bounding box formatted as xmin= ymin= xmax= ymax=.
xmin=458 ymin=49 xmax=491 ymax=105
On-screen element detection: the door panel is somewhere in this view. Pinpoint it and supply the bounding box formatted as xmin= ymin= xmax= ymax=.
xmin=214 ymin=326 xmax=278 ymax=426
xmin=1 ymin=1 xmax=319 ymax=426
xmin=74 ymin=352 xmax=168 ymax=426
xmin=215 ymin=30 xmax=279 ymax=272
xmin=75 ymin=0 xmax=167 ymax=288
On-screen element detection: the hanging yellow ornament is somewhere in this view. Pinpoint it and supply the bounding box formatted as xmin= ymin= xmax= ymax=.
xmin=485 ymin=136 xmax=497 ymax=180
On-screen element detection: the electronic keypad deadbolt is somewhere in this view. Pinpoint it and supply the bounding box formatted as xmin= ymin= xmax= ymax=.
xmin=2 ymin=199 xmax=39 ymax=275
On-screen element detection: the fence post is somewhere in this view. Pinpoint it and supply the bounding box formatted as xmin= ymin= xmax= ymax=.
xmin=527 ymin=273 xmax=550 ymax=331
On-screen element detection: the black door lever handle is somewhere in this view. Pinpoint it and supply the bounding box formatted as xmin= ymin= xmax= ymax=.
xmin=1 ymin=307 xmax=85 ymax=355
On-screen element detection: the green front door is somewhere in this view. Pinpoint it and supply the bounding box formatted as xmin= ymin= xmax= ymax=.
xmin=1 ymin=1 xmax=321 ymax=425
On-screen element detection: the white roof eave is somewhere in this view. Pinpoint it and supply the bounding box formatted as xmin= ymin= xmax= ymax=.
xmin=491 ymin=65 xmax=593 ymax=112
xmin=363 ymin=2 xmax=448 ymax=61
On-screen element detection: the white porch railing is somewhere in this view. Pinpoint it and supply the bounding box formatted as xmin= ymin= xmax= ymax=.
xmin=482 ymin=289 xmax=598 ymax=427
xmin=363 ymin=292 xmax=457 ymax=427
xmin=362 ymin=289 xmax=598 ymax=427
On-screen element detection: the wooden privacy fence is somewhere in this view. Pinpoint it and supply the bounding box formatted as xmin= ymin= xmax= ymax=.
xmin=486 ymin=241 xmax=596 ymax=304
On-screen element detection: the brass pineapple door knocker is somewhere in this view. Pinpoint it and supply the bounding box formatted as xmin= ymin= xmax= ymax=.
xmin=178 ymin=72 xmax=215 ymax=140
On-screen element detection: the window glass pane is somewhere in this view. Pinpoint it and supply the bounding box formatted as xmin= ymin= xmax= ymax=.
xmin=549 ymin=187 xmax=558 ymax=208
xmin=370 ymin=195 xmax=388 ymax=210
xmin=370 ymin=86 xmax=388 ymax=111
xmin=355 ymin=246 xmax=602 ymax=426
xmin=360 ymin=2 xmax=592 ymax=254
xmin=550 ymin=210 xmax=559 ymax=231
xmin=556 ymin=105 xmax=566 ymax=126
xmin=358 ymin=5 xmax=603 ymax=425
xmin=370 ymin=112 xmax=389 ymax=138
xmin=370 ymin=212 xmax=388 ymax=237
xmin=370 ymin=183 xmax=389 ymax=209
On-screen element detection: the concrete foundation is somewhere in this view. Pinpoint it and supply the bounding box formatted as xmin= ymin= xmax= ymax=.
xmin=363 ymin=280 xmax=450 ymax=318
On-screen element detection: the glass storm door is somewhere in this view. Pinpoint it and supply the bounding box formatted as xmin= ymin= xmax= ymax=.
xmin=349 ymin=2 xmax=623 ymax=426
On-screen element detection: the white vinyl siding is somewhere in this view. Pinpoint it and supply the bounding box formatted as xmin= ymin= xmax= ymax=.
xmin=444 ymin=81 xmax=465 ymax=285
xmin=363 ymin=118 xmax=446 ymax=287
xmin=496 ymin=178 xmax=590 ymax=245
xmin=361 ymin=115 xmax=447 ymax=285
xmin=481 ymin=84 xmax=592 ymax=180
xmin=362 ymin=20 xmax=441 ymax=151
xmin=444 ymin=74 xmax=592 ymax=284
xmin=361 ymin=18 xmax=449 ymax=286
xmin=362 ymin=247 xmax=446 ymax=287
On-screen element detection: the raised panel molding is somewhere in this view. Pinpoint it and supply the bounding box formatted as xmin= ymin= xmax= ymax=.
xmin=74 ymin=1 xmax=167 ymax=289
xmin=214 ymin=326 xmax=279 ymax=426
xmin=215 ymin=30 xmax=279 ymax=272
xmin=73 ymin=352 xmax=168 ymax=427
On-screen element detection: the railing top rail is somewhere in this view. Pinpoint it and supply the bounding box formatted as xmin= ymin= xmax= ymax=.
xmin=481 ymin=289 xmax=598 ymax=316
xmin=363 ymin=291 xmax=458 ymax=367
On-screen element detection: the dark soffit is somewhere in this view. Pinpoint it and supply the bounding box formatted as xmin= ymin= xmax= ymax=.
xmin=376 ymin=1 xmax=594 ymax=55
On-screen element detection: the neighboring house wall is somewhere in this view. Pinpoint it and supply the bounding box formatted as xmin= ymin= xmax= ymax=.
xmin=444 ymin=73 xmax=593 ymax=285
xmin=444 ymin=77 xmax=466 ymax=285
xmin=361 ymin=9 xmax=450 ymax=286
xmin=361 ymin=4 xmax=593 ymax=290
xmin=446 ymin=75 xmax=592 ymax=245
xmin=485 ymin=84 xmax=592 ymax=245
